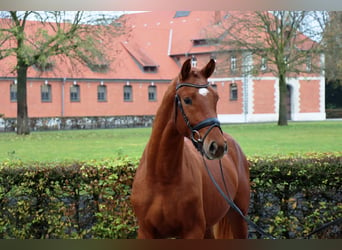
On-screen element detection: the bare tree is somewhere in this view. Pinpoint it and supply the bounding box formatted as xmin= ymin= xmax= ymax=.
xmin=211 ymin=11 xmax=324 ymax=126
xmin=0 ymin=11 xmax=121 ymax=134
xmin=322 ymin=11 xmax=342 ymax=82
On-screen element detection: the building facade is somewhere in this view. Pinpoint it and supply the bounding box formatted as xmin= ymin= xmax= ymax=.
xmin=0 ymin=11 xmax=326 ymax=130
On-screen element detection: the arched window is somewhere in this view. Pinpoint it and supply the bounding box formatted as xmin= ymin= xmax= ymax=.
xmin=148 ymin=85 xmax=157 ymax=101
xmin=97 ymin=84 xmax=107 ymax=102
xmin=70 ymin=83 xmax=80 ymax=102
xmin=230 ymin=83 xmax=238 ymax=101
xmin=41 ymin=83 xmax=52 ymax=102
xmin=10 ymin=82 xmax=17 ymax=102
xmin=124 ymin=85 xmax=132 ymax=102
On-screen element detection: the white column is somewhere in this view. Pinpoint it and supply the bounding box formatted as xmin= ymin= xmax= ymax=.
xmin=274 ymin=79 xmax=279 ymax=115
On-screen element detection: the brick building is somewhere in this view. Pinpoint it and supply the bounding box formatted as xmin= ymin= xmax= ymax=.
xmin=0 ymin=11 xmax=326 ymax=130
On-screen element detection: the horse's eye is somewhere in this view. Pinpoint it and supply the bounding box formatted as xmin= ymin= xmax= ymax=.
xmin=183 ymin=97 xmax=192 ymax=105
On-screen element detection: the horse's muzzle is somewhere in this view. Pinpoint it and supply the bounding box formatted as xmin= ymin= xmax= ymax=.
xmin=205 ymin=140 xmax=228 ymax=160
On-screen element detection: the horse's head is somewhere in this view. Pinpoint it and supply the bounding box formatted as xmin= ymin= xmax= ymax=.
xmin=174 ymin=58 xmax=228 ymax=160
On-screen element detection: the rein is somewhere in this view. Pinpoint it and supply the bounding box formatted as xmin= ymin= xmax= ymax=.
xmin=202 ymin=157 xmax=341 ymax=239
xmin=201 ymin=156 xmax=277 ymax=239
xmin=175 ymin=82 xmax=221 ymax=155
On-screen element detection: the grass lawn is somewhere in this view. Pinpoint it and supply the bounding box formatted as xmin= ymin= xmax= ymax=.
xmin=0 ymin=121 xmax=341 ymax=163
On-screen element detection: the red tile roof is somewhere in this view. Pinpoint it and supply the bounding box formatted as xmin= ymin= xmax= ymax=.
xmin=0 ymin=11 xmax=319 ymax=81
xmin=122 ymin=41 xmax=158 ymax=67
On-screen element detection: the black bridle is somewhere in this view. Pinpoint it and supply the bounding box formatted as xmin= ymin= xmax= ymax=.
xmin=175 ymin=82 xmax=222 ymax=156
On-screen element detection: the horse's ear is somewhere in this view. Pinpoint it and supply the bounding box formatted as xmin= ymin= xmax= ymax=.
xmin=180 ymin=58 xmax=192 ymax=81
xmin=200 ymin=59 xmax=216 ymax=79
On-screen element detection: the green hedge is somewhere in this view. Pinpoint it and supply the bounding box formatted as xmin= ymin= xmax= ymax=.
xmin=248 ymin=153 xmax=341 ymax=239
xmin=0 ymin=154 xmax=341 ymax=239
xmin=0 ymin=157 xmax=138 ymax=239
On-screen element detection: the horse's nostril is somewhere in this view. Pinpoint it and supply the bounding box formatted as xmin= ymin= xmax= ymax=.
xmin=209 ymin=142 xmax=218 ymax=155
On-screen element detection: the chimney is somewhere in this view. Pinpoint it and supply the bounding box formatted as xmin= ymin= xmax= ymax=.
xmin=214 ymin=11 xmax=221 ymax=24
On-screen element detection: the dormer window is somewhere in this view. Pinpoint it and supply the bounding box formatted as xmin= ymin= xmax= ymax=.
xmin=174 ymin=11 xmax=190 ymax=18
xmin=193 ymin=39 xmax=208 ymax=46
xmin=122 ymin=42 xmax=158 ymax=74
xmin=33 ymin=61 xmax=54 ymax=72
xmin=192 ymin=38 xmax=217 ymax=47
xmin=143 ymin=66 xmax=158 ymax=73
xmin=88 ymin=63 xmax=109 ymax=73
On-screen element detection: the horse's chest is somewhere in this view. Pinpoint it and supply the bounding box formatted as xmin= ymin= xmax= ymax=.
xmin=145 ymin=186 xmax=201 ymax=235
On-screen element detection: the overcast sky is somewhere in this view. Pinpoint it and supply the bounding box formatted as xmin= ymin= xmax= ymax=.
xmin=2 ymin=11 xmax=324 ymax=42
xmin=0 ymin=11 xmax=146 ymax=23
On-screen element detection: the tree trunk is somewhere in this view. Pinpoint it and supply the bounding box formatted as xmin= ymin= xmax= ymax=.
xmin=16 ymin=63 xmax=30 ymax=135
xmin=278 ymin=73 xmax=288 ymax=126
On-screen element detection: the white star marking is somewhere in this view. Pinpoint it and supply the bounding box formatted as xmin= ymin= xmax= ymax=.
xmin=198 ymin=88 xmax=209 ymax=96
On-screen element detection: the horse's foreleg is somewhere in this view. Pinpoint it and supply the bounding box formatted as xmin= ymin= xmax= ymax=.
xmin=180 ymin=220 xmax=208 ymax=239
xmin=137 ymin=225 xmax=160 ymax=239
xmin=204 ymin=227 xmax=215 ymax=238
xmin=182 ymin=227 xmax=206 ymax=239
xmin=137 ymin=228 xmax=153 ymax=239
xmin=227 ymin=208 xmax=248 ymax=239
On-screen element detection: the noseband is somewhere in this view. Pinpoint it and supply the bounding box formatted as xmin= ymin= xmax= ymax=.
xmin=175 ymin=82 xmax=222 ymax=155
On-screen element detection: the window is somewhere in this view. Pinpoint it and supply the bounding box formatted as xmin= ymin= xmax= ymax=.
xmin=143 ymin=66 xmax=157 ymax=73
xmin=33 ymin=61 xmax=54 ymax=72
xmin=230 ymin=83 xmax=238 ymax=101
xmin=124 ymin=85 xmax=132 ymax=101
xmin=261 ymin=57 xmax=268 ymax=71
xmin=70 ymin=84 xmax=80 ymax=102
xmin=193 ymin=39 xmax=208 ymax=46
xmin=306 ymin=55 xmax=312 ymax=72
xmin=41 ymin=84 xmax=52 ymax=102
xmin=230 ymin=55 xmax=237 ymax=73
xmin=148 ymin=85 xmax=157 ymax=101
xmin=97 ymin=85 xmax=107 ymax=102
xmin=174 ymin=11 xmax=191 ymax=18
xmin=10 ymin=83 xmax=17 ymax=102
xmin=191 ymin=56 xmax=197 ymax=67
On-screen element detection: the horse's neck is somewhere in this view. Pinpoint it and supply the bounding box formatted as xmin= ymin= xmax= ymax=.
xmin=145 ymin=83 xmax=184 ymax=182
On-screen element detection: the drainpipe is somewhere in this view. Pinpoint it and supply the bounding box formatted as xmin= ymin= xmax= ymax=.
xmin=242 ymin=51 xmax=252 ymax=123
xmin=61 ymin=77 xmax=66 ymax=117
xmin=243 ymin=76 xmax=248 ymax=123
xmin=167 ymin=29 xmax=173 ymax=56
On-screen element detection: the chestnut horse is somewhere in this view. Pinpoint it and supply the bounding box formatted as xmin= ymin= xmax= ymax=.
xmin=131 ymin=59 xmax=250 ymax=239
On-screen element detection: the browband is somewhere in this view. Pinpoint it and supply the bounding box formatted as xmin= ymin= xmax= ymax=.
xmin=176 ymin=82 xmax=210 ymax=90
